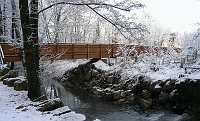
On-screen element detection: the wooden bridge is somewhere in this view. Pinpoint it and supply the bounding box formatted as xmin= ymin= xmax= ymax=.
xmin=0 ymin=43 xmax=180 ymax=62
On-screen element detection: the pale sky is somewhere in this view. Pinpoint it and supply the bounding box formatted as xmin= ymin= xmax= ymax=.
xmin=138 ymin=0 xmax=200 ymax=33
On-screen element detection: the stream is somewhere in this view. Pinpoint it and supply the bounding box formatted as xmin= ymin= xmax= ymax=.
xmin=50 ymin=80 xmax=189 ymax=121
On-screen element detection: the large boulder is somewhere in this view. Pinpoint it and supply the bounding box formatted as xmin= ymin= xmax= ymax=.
xmin=0 ymin=70 xmax=18 ymax=81
xmin=91 ymin=69 xmax=99 ymax=77
xmin=133 ymin=75 xmax=150 ymax=94
xmin=91 ymin=87 xmax=103 ymax=97
xmin=82 ymin=71 xmax=91 ymax=81
xmin=173 ymin=79 xmax=200 ymax=118
xmin=0 ymin=67 xmax=10 ymax=77
xmin=158 ymin=92 xmax=170 ymax=104
xmin=142 ymin=90 xmax=151 ymax=99
xmin=138 ymin=98 xmax=152 ymax=110
xmin=125 ymin=94 xmax=135 ymax=103
xmin=7 ymin=78 xmax=20 ymax=87
xmin=106 ymin=76 xmax=114 ymax=84
xmin=162 ymin=83 xmax=174 ymax=94
xmin=14 ymin=79 xmax=27 ymax=91
xmin=112 ymin=90 xmax=125 ymax=100
xmin=37 ymin=98 xmax=64 ymax=112
xmin=152 ymin=84 xmax=162 ymax=99
xmin=3 ymin=78 xmax=9 ymax=85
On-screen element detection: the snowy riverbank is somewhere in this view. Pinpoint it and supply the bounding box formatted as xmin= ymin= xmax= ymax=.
xmin=0 ymin=81 xmax=85 ymax=121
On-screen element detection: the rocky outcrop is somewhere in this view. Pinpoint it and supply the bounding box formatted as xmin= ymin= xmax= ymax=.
xmin=172 ymin=79 xmax=200 ymax=119
xmin=60 ymin=63 xmax=200 ymax=119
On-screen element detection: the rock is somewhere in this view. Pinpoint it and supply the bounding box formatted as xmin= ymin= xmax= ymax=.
xmin=138 ymin=98 xmax=152 ymax=110
xmin=95 ymin=74 xmax=102 ymax=80
xmin=169 ymin=79 xmax=176 ymax=85
xmin=126 ymin=94 xmax=135 ymax=102
xmin=133 ymin=75 xmax=150 ymax=94
xmin=172 ymin=79 xmax=200 ymax=117
xmin=170 ymin=89 xmax=177 ymax=98
xmin=3 ymin=78 xmax=9 ymax=85
xmin=106 ymin=76 xmax=114 ymax=84
xmin=53 ymin=110 xmax=71 ymax=116
xmin=91 ymin=69 xmax=99 ymax=77
xmin=16 ymin=105 xmax=25 ymax=109
xmin=52 ymin=106 xmax=71 ymax=116
xmin=92 ymin=87 xmax=103 ymax=97
xmin=113 ymin=90 xmax=125 ymax=100
xmin=114 ymin=98 xmax=126 ymax=105
xmin=142 ymin=90 xmax=151 ymax=99
xmin=37 ymin=98 xmax=64 ymax=112
xmin=7 ymin=78 xmax=20 ymax=87
xmin=0 ymin=67 xmax=10 ymax=77
xmin=152 ymin=84 xmax=162 ymax=99
xmin=0 ymin=70 xmax=18 ymax=81
xmin=159 ymin=92 xmax=170 ymax=104
xmin=149 ymin=81 xmax=159 ymax=92
xmin=33 ymin=95 xmax=48 ymax=102
xmin=14 ymin=80 xmax=27 ymax=91
xmin=162 ymin=83 xmax=174 ymax=94
xmin=83 ymin=71 xmax=91 ymax=81
xmin=102 ymin=92 xmax=113 ymax=101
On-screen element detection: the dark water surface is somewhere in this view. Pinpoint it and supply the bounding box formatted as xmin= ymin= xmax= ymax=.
xmin=53 ymin=81 xmax=189 ymax=121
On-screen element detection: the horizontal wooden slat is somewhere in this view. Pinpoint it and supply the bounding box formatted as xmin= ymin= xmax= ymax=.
xmin=1 ymin=43 xmax=181 ymax=62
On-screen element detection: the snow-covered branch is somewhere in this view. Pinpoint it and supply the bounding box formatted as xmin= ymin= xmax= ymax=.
xmin=38 ymin=1 xmax=144 ymax=14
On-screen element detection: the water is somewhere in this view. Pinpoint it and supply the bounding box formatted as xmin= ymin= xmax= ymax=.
xmin=51 ymin=80 xmax=189 ymax=121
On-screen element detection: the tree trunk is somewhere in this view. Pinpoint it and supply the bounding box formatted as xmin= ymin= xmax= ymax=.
xmin=0 ymin=8 xmax=3 ymax=35
xmin=11 ymin=0 xmax=21 ymax=42
xmin=19 ymin=0 xmax=41 ymax=100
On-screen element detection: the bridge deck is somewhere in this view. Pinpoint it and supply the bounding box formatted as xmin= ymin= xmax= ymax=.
xmin=1 ymin=43 xmax=180 ymax=62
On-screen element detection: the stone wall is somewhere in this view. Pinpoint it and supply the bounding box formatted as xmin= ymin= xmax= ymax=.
xmin=60 ymin=63 xmax=200 ymax=120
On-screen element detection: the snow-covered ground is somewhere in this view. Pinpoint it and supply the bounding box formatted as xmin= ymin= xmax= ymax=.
xmin=40 ymin=60 xmax=89 ymax=78
xmin=0 ymin=81 xmax=85 ymax=121
xmin=94 ymin=59 xmax=200 ymax=83
xmin=41 ymin=58 xmax=200 ymax=84
xmin=1 ymin=55 xmax=199 ymax=121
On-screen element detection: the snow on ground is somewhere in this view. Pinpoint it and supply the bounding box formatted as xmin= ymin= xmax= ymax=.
xmin=0 ymin=64 xmax=7 ymax=70
xmin=0 ymin=81 xmax=85 ymax=121
xmin=41 ymin=60 xmax=89 ymax=77
xmin=94 ymin=59 xmax=200 ymax=83
xmin=93 ymin=60 xmax=111 ymax=71
xmin=40 ymin=58 xmax=200 ymax=84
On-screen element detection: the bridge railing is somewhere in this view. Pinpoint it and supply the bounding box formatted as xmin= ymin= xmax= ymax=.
xmin=1 ymin=43 xmax=21 ymax=62
xmin=1 ymin=43 xmax=181 ymax=62
xmin=40 ymin=43 xmax=118 ymax=60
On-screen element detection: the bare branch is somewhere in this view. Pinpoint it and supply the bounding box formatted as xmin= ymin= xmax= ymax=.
xmin=86 ymin=5 xmax=128 ymax=39
xmin=38 ymin=2 xmax=143 ymax=14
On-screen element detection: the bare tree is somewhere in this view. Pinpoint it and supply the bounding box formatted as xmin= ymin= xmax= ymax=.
xmin=18 ymin=0 xmax=145 ymax=100
xmin=19 ymin=0 xmax=41 ymax=100
xmin=11 ymin=0 xmax=21 ymax=42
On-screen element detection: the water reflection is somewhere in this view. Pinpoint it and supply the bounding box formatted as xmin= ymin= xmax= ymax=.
xmin=49 ymin=80 xmax=189 ymax=121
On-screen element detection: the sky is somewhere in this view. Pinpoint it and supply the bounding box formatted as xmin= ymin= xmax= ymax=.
xmin=138 ymin=0 xmax=200 ymax=33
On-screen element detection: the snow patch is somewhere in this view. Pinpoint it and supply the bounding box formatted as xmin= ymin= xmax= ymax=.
xmin=0 ymin=82 xmax=85 ymax=121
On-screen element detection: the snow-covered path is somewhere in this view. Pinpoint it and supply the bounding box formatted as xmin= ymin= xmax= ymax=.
xmin=0 ymin=81 xmax=85 ymax=121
